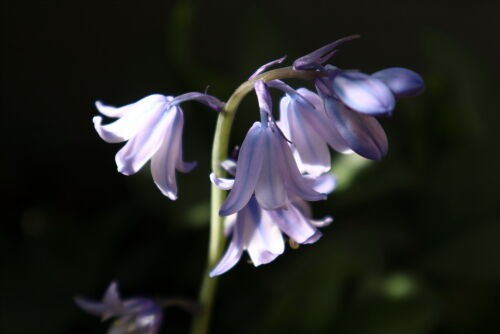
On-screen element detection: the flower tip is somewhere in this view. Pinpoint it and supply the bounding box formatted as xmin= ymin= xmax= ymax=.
xmin=165 ymin=191 xmax=178 ymax=201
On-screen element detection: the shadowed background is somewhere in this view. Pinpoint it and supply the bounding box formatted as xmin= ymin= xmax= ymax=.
xmin=2 ymin=0 xmax=499 ymax=333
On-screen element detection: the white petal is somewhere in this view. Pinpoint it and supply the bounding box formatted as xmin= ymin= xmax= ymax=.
xmin=115 ymin=104 xmax=170 ymax=175
xmin=297 ymin=88 xmax=352 ymax=154
xmin=287 ymin=98 xmax=331 ymax=176
xmin=273 ymin=131 xmax=326 ymax=202
xmin=304 ymin=173 xmax=337 ymax=194
xmin=150 ymin=108 xmax=184 ymax=200
xmin=269 ymin=204 xmax=321 ymax=244
xmin=243 ymin=199 xmax=284 ymax=266
xmin=209 ymin=173 xmax=234 ymax=190
xmin=95 ymin=94 xmax=169 ymax=118
xmin=93 ymin=97 xmax=165 ymax=144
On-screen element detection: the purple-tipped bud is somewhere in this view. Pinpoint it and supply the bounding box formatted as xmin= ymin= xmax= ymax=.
xmin=293 ymin=35 xmax=360 ymax=70
xmin=372 ymin=67 xmax=425 ymax=98
xmin=332 ymin=71 xmax=396 ymax=116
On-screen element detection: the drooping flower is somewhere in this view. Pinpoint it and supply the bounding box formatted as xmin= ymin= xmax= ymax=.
xmin=218 ymin=81 xmax=326 ymax=216
xmin=270 ymin=81 xmax=350 ymax=176
xmin=210 ymin=163 xmax=335 ymax=277
xmin=75 ymin=282 xmax=162 ymax=334
xmin=293 ymin=38 xmax=424 ymax=160
xmin=93 ymin=93 xmax=223 ymax=200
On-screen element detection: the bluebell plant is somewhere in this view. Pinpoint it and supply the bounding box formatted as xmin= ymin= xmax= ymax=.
xmin=82 ymin=36 xmax=424 ymax=334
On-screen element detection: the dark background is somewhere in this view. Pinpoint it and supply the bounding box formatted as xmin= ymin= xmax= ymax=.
xmin=2 ymin=0 xmax=500 ymax=333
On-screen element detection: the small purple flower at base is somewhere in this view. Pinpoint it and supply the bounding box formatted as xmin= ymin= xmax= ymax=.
xmin=75 ymin=282 xmax=162 ymax=334
xmin=93 ymin=93 xmax=223 ymax=200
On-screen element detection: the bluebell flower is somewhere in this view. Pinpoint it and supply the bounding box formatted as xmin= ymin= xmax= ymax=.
xmin=94 ymin=93 xmax=223 ymax=200
xmin=210 ymin=164 xmax=335 ymax=276
xmin=75 ymin=282 xmax=162 ymax=334
xmin=218 ymin=81 xmax=326 ymax=216
xmin=293 ymin=38 xmax=424 ymax=160
xmin=273 ymin=82 xmax=351 ymax=176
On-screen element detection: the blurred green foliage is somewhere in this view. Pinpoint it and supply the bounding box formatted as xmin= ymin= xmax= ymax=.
xmin=2 ymin=0 xmax=499 ymax=333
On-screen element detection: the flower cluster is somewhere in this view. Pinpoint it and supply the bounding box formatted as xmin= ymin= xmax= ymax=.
xmin=91 ymin=37 xmax=424 ymax=277
xmin=210 ymin=39 xmax=424 ymax=275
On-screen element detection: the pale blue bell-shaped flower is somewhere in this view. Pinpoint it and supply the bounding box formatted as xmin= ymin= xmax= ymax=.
xmin=210 ymin=168 xmax=335 ymax=276
xmin=93 ymin=93 xmax=222 ymax=200
xmin=278 ymin=86 xmax=353 ymax=176
xmin=218 ymin=81 xmax=326 ymax=216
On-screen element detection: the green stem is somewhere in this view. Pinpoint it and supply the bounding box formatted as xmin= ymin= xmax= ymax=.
xmin=189 ymin=66 xmax=321 ymax=334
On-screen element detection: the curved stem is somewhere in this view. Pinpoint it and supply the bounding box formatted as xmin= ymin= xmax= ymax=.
xmin=189 ymin=66 xmax=321 ymax=334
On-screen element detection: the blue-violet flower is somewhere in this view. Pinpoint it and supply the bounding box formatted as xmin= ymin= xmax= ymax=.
xmin=218 ymin=81 xmax=326 ymax=216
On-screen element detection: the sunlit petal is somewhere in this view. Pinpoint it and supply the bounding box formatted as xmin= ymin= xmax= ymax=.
xmin=115 ymin=104 xmax=170 ymax=175
xmin=219 ymin=123 xmax=265 ymax=216
xmin=150 ymin=107 xmax=184 ymax=200
xmin=332 ymin=71 xmax=395 ymax=116
xmin=95 ymin=94 xmax=168 ymax=118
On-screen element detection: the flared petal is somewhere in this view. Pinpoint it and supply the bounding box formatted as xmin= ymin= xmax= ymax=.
xmin=114 ymin=104 xmax=171 ymax=175
xmin=219 ymin=123 xmax=265 ymax=216
xmin=332 ymin=71 xmax=395 ymax=116
xmin=269 ymin=205 xmax=321 ymax=244
xmin=309 ymin=215 xmax=333 ymax=228
xmin=243 ymin=198 xmax=284 ymax=266
xmin=272 ymin=130 xmax=326 ymax=201
xmin=150 ymin=107 xmax=185 ymax=200
xmin=324 ymin=97 xmax=388 ymax=160
xmin=209 ymin=172 xmax=234 ymax=190
xmin=95 ymin=94 xmax=167 ymax=118
xmin=209 ymin=217 xmax=245 ymax=277
xmin=74 ymin=298 xmax=109 ymax=317
xmin=304 ymin=173 xmax=337 ymax=194
xmin=286 ymin=96 xmax=331 ymax=176
xmin=221 ymin=159 xmax=237 ymax=176
xmin=93 ymin=97 xmax=167 ymax=144
xmin=255 ymin=129 xmax=287 ymax=210
xmin=372 ymin=67 xmax=424 ymax=98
